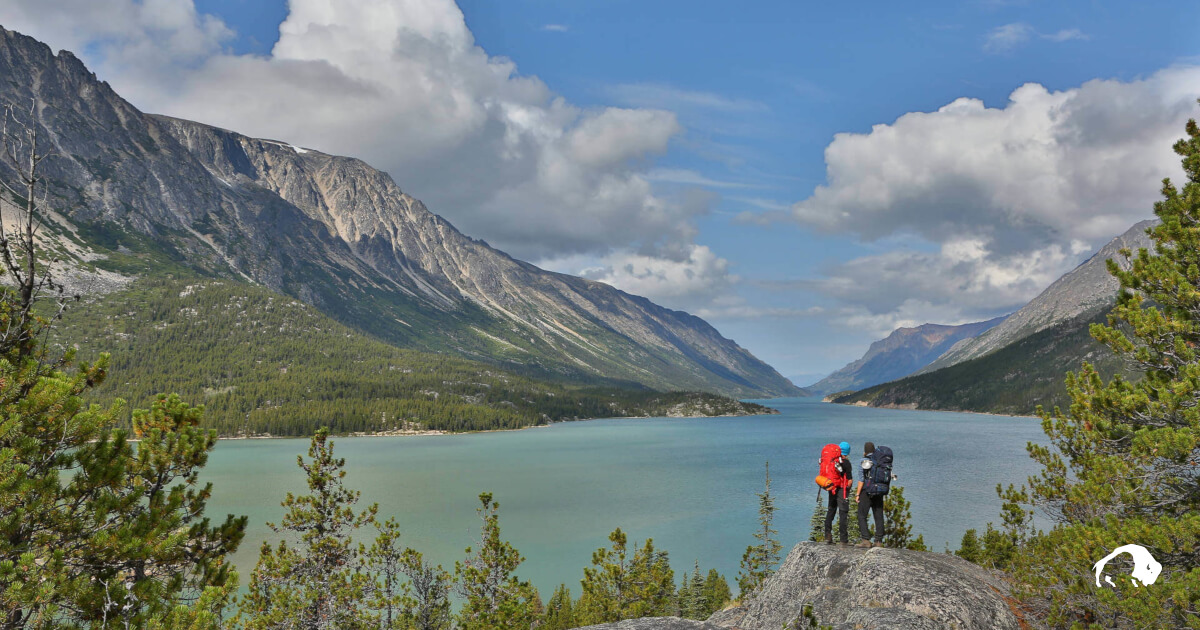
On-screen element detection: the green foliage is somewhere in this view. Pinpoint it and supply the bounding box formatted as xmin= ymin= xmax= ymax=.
xmin=0 ymin=337 xmax=245 ymax=628
xmin=541 ymin=584 xmax=576 ymax=630
xmin=239 ymin=427 xmax=379 ymax=628
xmin=58 ymin=277 xmax=774 ymax=437
xmin=996 ymin=106 xmax=1200 ymax=628
xmin=956 ymin=529 xmax=983 ymax=564
xmin=882 ymin=486 xmax=927 ymax=550
xmin=956 ymin=523 xmax=1018 ymax=570
xmin=678 ymin=567 xmax=731 ymax=620
xmin=365 ymin=518 xmax=407 ymax=629
xmin=737 ymin=462 xmax=783 ymax=597
xmin=576 ymin=528 xmax=676 ymax=625
xmin=454 ymin=493 xmax=541 ymax=630
xmin=676 ymin=561 xmax=705 ymax=620
xmin=807 ymin=493 xmax=862 ymax=545
xmin=807 ymin=495 xmax=825 ymax=543
xmin=786 ymin=603 xmax=832 ymax=630
xmin=396 ymin=547 xmax=452 ymax=630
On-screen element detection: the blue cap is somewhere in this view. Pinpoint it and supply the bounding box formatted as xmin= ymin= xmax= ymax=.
xmin=839 ymin=441 xmax=850 ymax=456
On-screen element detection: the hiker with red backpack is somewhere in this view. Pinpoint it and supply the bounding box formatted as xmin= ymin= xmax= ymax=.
xmin=815 ymin=441 xmax=853 ymax=545
xmin=855 ymin=441 xmax=894 ymax=548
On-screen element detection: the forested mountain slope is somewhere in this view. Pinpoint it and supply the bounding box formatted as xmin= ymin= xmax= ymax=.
xmin=55 ymin=277 xmax=775 ymax=436
xmin=0 ymin=27 xmax=799 ymax=398
xmin=831 ymin=309 xmax=1135 ymax=415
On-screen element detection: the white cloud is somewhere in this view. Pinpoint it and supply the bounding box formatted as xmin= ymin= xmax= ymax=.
xmin=645 ymin=168 xmax=755 ymax=189
xmin=541 ymin=24 xmax=568 ymax=32
xmin=787 ymin=66 xmax=1200 ymax=329
xmin=534 ymin=242 xmax=745 ymax=315
xmin=695 ymin=303 xmax=825 ymax=320
xmin=983 ymin=22 xmax=1087 ymax=53
xmin=606 ymin=83 xmax=767 ymax=113
xmin=0 ymin=0 xmax=714 ymax=268
xmin=983 ymin=22 xmax=1034 ymax=53
xmin=1044 ymin=28 xmax=1088 ymax=43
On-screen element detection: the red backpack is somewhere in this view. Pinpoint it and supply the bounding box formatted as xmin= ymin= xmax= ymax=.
xmin=815 ymin=443 xmax=847 ymax=496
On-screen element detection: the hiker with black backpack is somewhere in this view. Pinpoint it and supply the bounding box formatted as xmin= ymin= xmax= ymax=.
xmin=815 ymin=441 xmax=853 ymax=546
xmin=855 ymin=441 xmax=894 ymax=548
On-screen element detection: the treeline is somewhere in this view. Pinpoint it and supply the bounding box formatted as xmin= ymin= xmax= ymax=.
xmin=240 ymin=429 xmax=744 ymax=630
xmin=54 ymin=277 xmax=771 ymax=436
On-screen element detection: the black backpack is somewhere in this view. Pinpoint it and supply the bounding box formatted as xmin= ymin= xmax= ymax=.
xmin=865 ymin=446 xmax=894 ymax=496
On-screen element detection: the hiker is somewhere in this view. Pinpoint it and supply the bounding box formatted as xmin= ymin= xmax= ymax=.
xmin=855 ymin=441 xmax=893 ymax=548
xmin=817 ymin=441 xmax=854 ymax=545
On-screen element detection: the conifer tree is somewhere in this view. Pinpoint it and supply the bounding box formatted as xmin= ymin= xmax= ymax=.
xmin=997 ymin=105 xmax=1200 ymax=628
xmin=700 ymin=569 xmax=732 ymax=617
xmin=398 ymin=548 xmax=452 ymax=630
xmin=807 ymin=495 xmax=825 ymax=543
xmin=454 ymin=493 xmax=540 ymax=630
xmin=881 ymin=486 xmax=926 ymax=550
xmin=366 ymin=518 xmax=407 ymax=629
xmin=955 ymin=529 xmax=982 ymax=564
xmin=577 ymin=528 xmax=675 ymax=624
xmin=240 ymin=427 xmax=378 ymax=629
xmin=677 ymin=561 xmax=704 ymax=620
xmin=0 ymin=103 xmax=244 ymax=628
xmin=737 ymin=462 xmax=782 ymax=597
xmin=541 ymin=584 xmax=576 ymax=630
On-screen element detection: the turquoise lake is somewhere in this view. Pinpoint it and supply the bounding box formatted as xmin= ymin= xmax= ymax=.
xmin=201 ymin=397 xmax=1046 ymax=597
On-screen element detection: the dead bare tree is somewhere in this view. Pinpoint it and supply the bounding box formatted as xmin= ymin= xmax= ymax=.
xmin=0 ymin=100 xmax=74 ymax=364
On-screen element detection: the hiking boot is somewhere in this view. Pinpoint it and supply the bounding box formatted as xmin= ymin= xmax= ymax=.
xmin=873 ymin=541 xmax=885 ymax=548
xmin=824 ymin=533 xmax=833 ymax=545
xmin=855 ymin=540 xmax=872 ymax=549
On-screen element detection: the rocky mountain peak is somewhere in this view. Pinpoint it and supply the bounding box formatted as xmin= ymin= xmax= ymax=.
xmin=0 ymin=26 xmax=801 ymax=397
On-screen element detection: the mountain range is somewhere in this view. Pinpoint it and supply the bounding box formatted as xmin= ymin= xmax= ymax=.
xmin=806 ymin=317 xmax=1005 ymax=396
xmin=0 ymin=27 xmax=801 ymax=401
xmin=831 ymin=220 xmax=1155 ymax=414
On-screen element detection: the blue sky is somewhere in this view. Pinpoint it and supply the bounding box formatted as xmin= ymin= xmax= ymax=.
xmin=5 ymin=0 xmax=1200 ymax=383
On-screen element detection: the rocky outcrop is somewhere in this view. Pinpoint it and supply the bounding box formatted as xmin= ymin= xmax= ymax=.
xmin=578 ymin=543 xmax=1019 ymax=630
xmin=808 ymin=317 xmax=1005 ymax=396
xmin=577 ymin=619 xmax=719 ymax=630
xmin=0 ymin=26 xmax=801 ymax=398
xmin=920 ymin=220 xmax=1155 ymax=373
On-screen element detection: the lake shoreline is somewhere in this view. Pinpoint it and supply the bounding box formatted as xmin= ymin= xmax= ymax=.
xmin=214 ymin=407 xmax=781 ymax=440
xmin=825 ymin=399 xmax=1038 ymax=420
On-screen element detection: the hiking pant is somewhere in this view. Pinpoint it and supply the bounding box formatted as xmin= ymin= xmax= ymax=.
xmin=824 ymin=488 xmax=849 ymax=543
xmin=858 ymin=493 xmax=884 ymax=542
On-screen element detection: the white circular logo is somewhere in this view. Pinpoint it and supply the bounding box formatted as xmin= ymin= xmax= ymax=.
xmin=1092 ymin=544 xmax=1162 ymax=588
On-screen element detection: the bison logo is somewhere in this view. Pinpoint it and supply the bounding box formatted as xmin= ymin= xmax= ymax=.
xmin=1093 ymin=544 xmax=1162 ymax=588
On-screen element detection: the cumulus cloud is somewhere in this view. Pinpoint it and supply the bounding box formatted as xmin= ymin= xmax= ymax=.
xmin=0 ymin=0 xmax=718 ymax=270
xmin=536 ymin=243 xmax=736 ymax=313
xmin=788 ymin=66 xmax=1200 ymax=330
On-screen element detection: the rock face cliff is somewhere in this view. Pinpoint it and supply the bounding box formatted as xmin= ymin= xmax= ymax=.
xmin=578 ymin=543 xmax=1020 ymax=630
xmin=0 ymin=27 xmax=800 ymax=397
xmin=920 ymin=220 xmax=1155 ymax=374
xmin=808 ymin=317 xmax=1005 ymax=396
